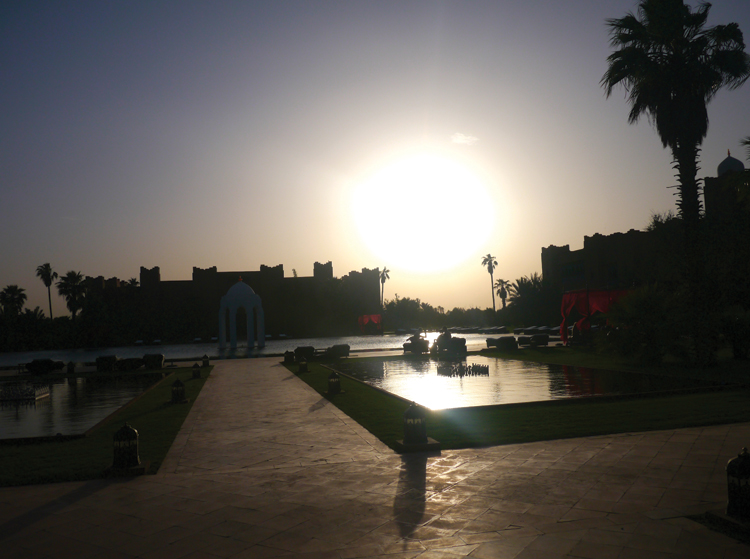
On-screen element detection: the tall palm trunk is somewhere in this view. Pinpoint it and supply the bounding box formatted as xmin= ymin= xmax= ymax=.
xmin=489 ymin=271 xmax=496 ymax=313
xmin=673 ymin=142 xmax=715 ymax=364
xmin=47 ymin=287 xmax=53 ymax=320
xmin=673 ymin=142 xmax=701 ymax=241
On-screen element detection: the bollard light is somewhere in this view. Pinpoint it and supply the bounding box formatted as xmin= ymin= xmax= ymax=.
xmin=327 ymin=371 xmax=341 ymax=395
xmin=727 ymin=447 xmax=750 ymax=519
xmin=113 ymin=423 xmax=140 ymax=469
xmin=202 ymin=354 xmax=209 ymax=368
xmin=192 ymin=363 xmax=201 ymax=379
xmin=171 ymin=378 xmax=187 ymax=404
xmin=403 ymin=402 xmax=428 ymax=445
xmin=298 ymin=360 xmax=308 ymax=373
xmin=284 ymin=351 xmax=295 ymax=364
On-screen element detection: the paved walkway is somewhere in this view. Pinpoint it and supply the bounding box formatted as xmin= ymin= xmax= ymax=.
xmin=1 ymin=358 xmax=749 ymax=558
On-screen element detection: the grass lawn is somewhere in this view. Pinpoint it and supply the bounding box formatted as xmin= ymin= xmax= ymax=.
xmin=288 ymin=349 xmax=750 ymax=451
xmin=0 ymin=367 xmax=210 ymax=487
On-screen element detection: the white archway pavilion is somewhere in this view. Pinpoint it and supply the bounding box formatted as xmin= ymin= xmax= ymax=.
xmin=218 ymin=280 xmax=265 ymax=349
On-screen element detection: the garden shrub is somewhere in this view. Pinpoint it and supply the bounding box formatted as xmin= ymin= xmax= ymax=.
xmin=721 ymin=307 xmax=750 ymax=360
xmin=605 ymin=284 xmax=683 ymax=365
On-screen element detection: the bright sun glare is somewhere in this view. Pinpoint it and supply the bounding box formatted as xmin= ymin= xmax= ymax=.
xmin=351 ymin=153 xmax=495 ymax=273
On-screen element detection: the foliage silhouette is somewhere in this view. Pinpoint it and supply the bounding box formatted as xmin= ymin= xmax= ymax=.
xmin=494 ymin=278 xmax=510 ymax=309
xmin=602 ymin=0 xmax=750 ymax=364
xmin=56 ymin=271 xmax=86 ymax=321
xmin=602 ymin=0 xmax=749 ymax=229
xmin=36 ymin=263 xmax=58 ymax=320
xmin=605 ymin=284 xmax=685 ymax=365
xmin=506 ymin=273 xmax=559 ymax=325
xmin=0 ymin=285 xmax=27 ymax=317
xmin=481 ymin=254 xmax=498 ymax=312
xmin=380 ymin=266 xmax=390 ymax=308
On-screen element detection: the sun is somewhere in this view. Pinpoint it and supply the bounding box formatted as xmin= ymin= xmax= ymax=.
xmin=350 ymin=152 xmax=495 ymax=273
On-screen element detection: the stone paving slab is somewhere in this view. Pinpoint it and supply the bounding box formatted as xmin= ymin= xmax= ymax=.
xmin=0 ymin=357 xmax=749 ymax=558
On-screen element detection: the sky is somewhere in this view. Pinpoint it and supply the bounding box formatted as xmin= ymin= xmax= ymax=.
xmin=2 ymin=0 xmax=749 ymax=319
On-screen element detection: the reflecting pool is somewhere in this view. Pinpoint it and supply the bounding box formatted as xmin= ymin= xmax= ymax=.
xmin=332 ymin=356 xmax=711 ymax=410
xmin=0 ymin=374 xmax=163 ymax=439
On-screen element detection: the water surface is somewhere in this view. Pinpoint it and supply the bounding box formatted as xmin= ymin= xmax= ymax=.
xmin=0 ymin=374 xmax=163 ymax=439
xmin=0 ymin=333 xmax=497 ymax=367
xmin=332 ymin=356 xmax=709 ymax=409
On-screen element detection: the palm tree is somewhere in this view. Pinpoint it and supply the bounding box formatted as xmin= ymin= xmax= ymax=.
xmin=481 ymin=254 xmax=498 ymax=312
xmin=23 ymin=306 xmax=46 ymax=320
xmin=601 ymin=0 xmax=749 ymax=248
xmin=743 ymin=136 xmax=750 ymax=159
xmin=602 ymin=0 xmax=750 ymax=365
xmin=508 ymin=273 xmax=544 ymax=305
xmin=0 ymin=285 xmax=27 ymax=317
xmin=379 ymin=267 xmax=390 ymax=308
xmin=56 ymin=271 xmax=86 ymax=321
xmin=494 ymin=279 xmax=510 ymax=309
xmin=126 ymin=277 xmax=139 ymax=288
xmin=36 ymin=263 xmax=58 ymax=319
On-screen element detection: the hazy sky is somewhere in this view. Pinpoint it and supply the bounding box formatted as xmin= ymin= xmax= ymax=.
xmin=2 ymin=0 xmax=749 ymax=319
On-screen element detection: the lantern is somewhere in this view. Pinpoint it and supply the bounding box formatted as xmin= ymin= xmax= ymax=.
xmin=327 ymin=371 xmax=341 ymax=395
xmin=171 ymin=378 xmax=187 ymax=404
xmin=112 ymin=423 xmax=140 ymax=469
xmin=192 ymin=363 xmax=201 ymax=379
xmin=202 ymin=354 xmax=209 ymax=368
xmin=403 ymin=402 xmax=428 ymax=445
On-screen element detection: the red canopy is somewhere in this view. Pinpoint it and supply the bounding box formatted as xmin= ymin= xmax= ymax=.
xmin=560 ymin=289 xmax=629 ymax=343
xmin=358 ymin=314 xmax=382 ymax=333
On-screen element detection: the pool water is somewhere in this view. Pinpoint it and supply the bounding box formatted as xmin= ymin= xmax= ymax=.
xmin=0 ymin=373 xmax=163 ymax=439
xmin=332 ymin=356 xmax=711 ymax=410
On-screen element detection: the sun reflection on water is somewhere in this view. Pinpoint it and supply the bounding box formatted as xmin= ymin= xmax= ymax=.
xmin=334 ymin=356 xmax=705 ymax=410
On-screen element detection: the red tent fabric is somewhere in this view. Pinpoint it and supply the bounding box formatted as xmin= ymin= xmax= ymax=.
xmin=358 ymin=314 xmax=382 ymax=333
xmin=560 ymin=289 xmax=629 ymax=343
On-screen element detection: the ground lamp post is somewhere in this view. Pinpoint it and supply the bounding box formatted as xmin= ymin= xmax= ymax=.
xmin=171 ymin=378 xmax=188 ymax=404
xmin=327 ymin=371 xmax=341 ymax=395
xmin=192 ymin=363 xmax=201 ymax=379
xmin=202 ymin=354 xmax=209 ymax=368
xmin=727 ymin=447 xmax=750 ymax=519
xmin=298 ymin=360 xmax=308 ymax=373
xmin=404 ymin=402 xmax=427 ymax=445
xmin=396 ymin=402 xmax=440 ymax=453
xmin=112 ymin=423 xmax=140 ymax=470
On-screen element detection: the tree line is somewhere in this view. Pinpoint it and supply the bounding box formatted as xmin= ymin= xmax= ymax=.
xmin=381 ymin=272 xmax=559 ymax=333
xmin=0 ymin=265 xmax=143 ymax=352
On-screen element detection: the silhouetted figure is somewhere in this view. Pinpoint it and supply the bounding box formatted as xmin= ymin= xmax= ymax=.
xmin=404 ymin=330 xmax=428 ymax=354
xmin=408 ymin=329 xmax=423 ymax=344
xmin=436 ymin=327 xmax=452 ymax=352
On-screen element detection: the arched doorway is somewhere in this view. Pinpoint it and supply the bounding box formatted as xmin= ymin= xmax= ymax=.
xmin=218 ymin=280 xmax=265 ymax=349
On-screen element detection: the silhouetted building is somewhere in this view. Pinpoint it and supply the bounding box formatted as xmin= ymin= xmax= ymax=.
xmin=542 ymin=153 xmax=749 ymax=296
xmin=702 ymin=152 xmax=750 ymax=306
xmin=704 ymin=151 xmax=747 ymax=221
xmin=84 ymin=262 xmax=380 ymax=343
xmin=542 ymin=229 xmax=658 ymax=293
